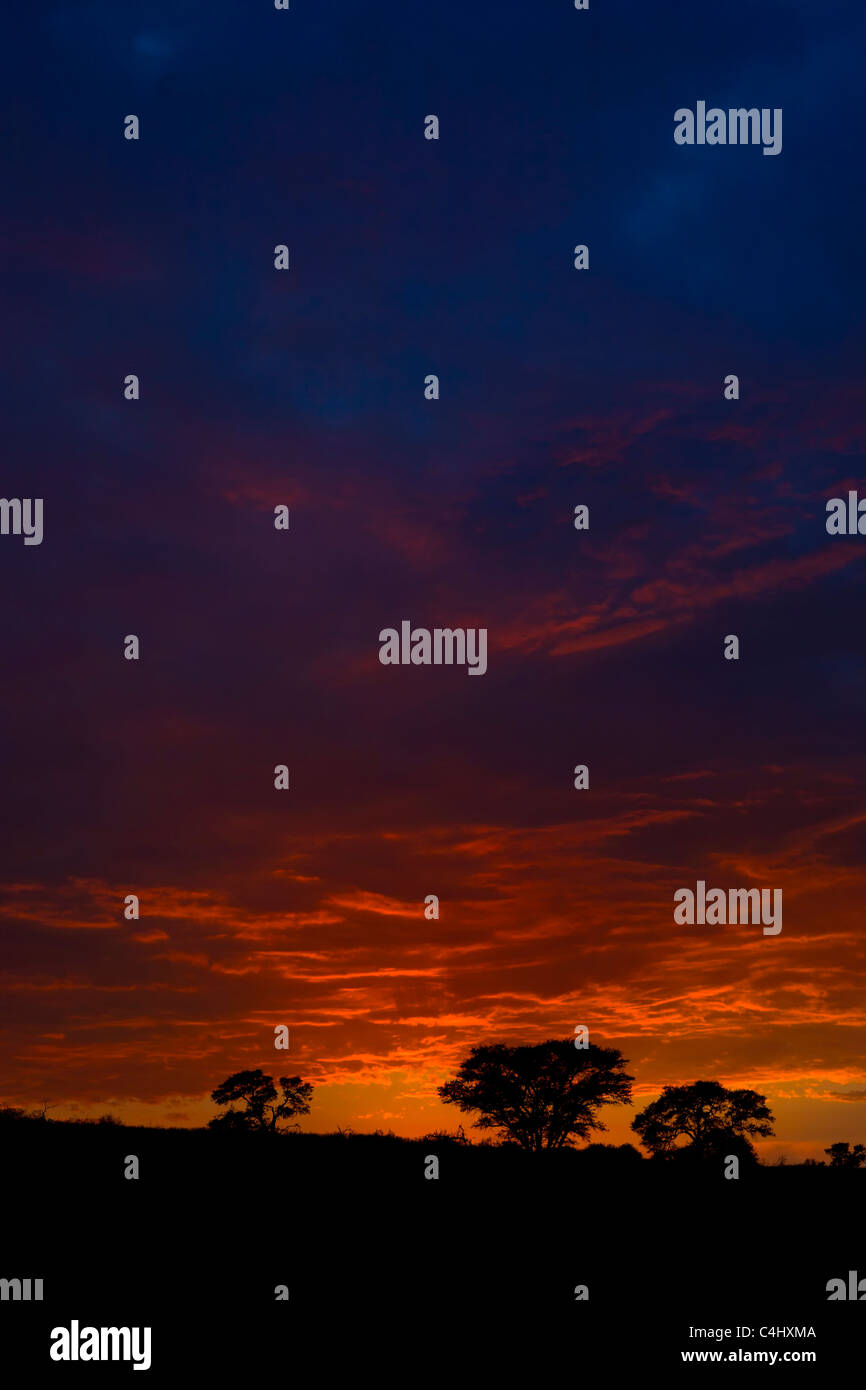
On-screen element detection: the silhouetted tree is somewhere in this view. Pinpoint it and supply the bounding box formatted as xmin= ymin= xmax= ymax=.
xmin=209 ymin=1069 xmax=313 ymax=1132
xmin=632 ymin=1081 xmax=773 ymax=1158
xmin=437 ymin=1040 xmax=633 ymax=1150
xmin=824 ymin=1141 xmax=866 ymax=1168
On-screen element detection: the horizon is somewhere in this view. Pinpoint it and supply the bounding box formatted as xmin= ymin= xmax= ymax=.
xmin=7 ymin=1054 xmax=863 ymax=1165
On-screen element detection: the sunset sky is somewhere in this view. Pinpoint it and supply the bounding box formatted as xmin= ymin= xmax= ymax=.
xmin=2 ymin=0 xmax=866 ymax=1160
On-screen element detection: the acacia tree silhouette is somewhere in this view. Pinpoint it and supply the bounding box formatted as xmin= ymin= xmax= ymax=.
xmin=632 ymin=1080 xmax=774 ymax=1159
xmin=437 ymin=1040 xmax=633 ymax=1150
xmin=209 ymin=1069 xmax=313 ymax=1132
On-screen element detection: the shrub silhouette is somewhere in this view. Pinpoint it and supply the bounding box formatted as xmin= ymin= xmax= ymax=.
xmin=438 ymin=1040 xmax=633 ymax=1150
xmin=0 ymin=1105 xmax=29 ymax=1126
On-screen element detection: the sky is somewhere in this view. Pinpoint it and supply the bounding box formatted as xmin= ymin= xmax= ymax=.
xmin=2 ymin=0 xmax=866 ymax=1159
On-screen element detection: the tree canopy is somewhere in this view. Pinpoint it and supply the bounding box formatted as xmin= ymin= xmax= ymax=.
xmin=209 ymin=1069 xmax=313 ymax=1132
xmin=632 ymin=1080 xmax=774 ymax=1159
xmin=824 ymin=1141 xmax=866 ymax=1168
xmin=438 ymin=1040 xmax=633 ymax=1150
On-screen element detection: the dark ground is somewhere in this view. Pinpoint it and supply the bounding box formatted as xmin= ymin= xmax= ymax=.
xmin=1 ymin=1116 xmax=863 ymax=1379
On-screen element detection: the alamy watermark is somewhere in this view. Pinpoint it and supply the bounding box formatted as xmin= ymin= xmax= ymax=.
xmin=674 ymin=880 xmax=782 ymax=935
xmin=379 ymin=622 xmax=487 ymax=676
xmin=0 ymin=498 xmax=43 ymax=545
xmin=1 ymin=1276 xmax=43 ymax=1300
xmin=49 ymin=1321 xmax=152 ymax=1371
xmin=674 ymin=103 xmax=782 ymax=156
